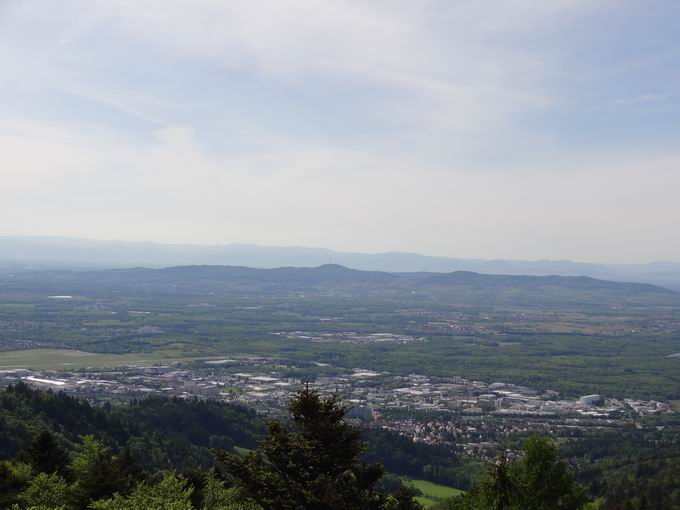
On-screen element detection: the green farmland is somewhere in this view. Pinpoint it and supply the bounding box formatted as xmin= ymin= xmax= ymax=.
xmin=401 ymin=477 xmax=464 ymax=507
xmin=0 ymin=348 xmax=210 ymax=370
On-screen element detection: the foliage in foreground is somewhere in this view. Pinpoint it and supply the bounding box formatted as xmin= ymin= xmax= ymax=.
xmin=0 ymin=386 xmax=423 ymax=510
xmin=0 ymin=384 xmax=601 ymax=510
xmin=434 ymin=436 xmax=599 ymax=510
xmin=214 ymin=385 xmax=422 ymax=510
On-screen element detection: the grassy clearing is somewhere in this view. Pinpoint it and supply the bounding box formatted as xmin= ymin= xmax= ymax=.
xmin=0 ymin=348 xmax=210 ymax=370
xmin=234 ymin=446 xmax=251 ymax=456
xmin=402 ymin=478 xmax=463 ymax=507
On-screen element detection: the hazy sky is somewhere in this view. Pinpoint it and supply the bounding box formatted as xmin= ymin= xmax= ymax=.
xmin=1 ymin=1 xmax=679 ymax=263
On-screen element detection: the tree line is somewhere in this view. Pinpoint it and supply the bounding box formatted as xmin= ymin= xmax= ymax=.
xmin=0 ymin=383 xmax=603 ymax=509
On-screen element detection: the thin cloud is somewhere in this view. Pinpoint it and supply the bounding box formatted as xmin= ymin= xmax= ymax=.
xmin=0 ymin=0 xmax=679 ymax=262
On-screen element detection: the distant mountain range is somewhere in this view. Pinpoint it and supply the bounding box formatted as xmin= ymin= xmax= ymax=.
xmin=115 ymin=264 xmax=675 ymax=296
xmin=4 ymin=263 xmax=674 ymax=310
xmin=2 ymin=236 xmax=680 ymax=289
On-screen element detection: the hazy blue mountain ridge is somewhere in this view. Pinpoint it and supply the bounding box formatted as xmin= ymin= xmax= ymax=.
xmin=2 ymin=236 xmax=680 ymax=287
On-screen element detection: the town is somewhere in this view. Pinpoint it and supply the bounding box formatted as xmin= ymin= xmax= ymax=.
xmin=1 ymin=356 xmax=670 ymax=461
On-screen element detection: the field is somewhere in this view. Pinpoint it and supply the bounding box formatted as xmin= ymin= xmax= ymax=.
xmin=0 ymin=348 xmax=209 ymax=370
xmin=403 ymin=478 xmax=464 ymax=507
xmin=233 ymin=446 xmax=252 ymax=456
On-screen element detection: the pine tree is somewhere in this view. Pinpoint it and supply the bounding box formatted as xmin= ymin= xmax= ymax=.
xmin=440 ymin=436 xmax=596 ymax=510
xmin=91 ymin=473 xmax=194 ymax=510
xmin=515 ymin=436 xmax=589 ymax=510
xmin=480 ymin=454 xmax=519 ymax=510
xmin=214 ymin=385 xmax=394 ymax=510
xmin=28 ymin=431 xmax=69 ymax=476
xmin=69 ymin=436 xmax=126 ymax=507
xmin=18 ymin=471 xmax=69 ymax=508
xmin=391 ymin=482 xmax=424 ymax=510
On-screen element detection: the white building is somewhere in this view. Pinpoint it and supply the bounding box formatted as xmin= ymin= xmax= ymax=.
xmin=579 ymin=394 xmax=604 ymax=406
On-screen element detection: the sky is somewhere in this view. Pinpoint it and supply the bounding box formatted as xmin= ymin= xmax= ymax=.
xmin=1 ymin=0 xmax=679 ymax=263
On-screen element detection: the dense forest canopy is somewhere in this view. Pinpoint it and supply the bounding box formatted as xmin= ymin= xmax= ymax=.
xmin=2 ymin=384 xmax=680 ymax=508
xmin=5 ymin=384 xmax=660 ymax=510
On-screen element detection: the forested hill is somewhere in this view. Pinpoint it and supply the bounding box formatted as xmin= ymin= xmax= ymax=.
xmin=0 ymin=384 xmax=479 ymax=491
xmin=3 ymin=264 xmax=675 ymax=307
xmin=0 ymin=384 xmax=602 ymax=510
xmin=0 ymin=383 xmax=263 ymax=471
xmin=6 ymin=384 xmax=680 ymax=509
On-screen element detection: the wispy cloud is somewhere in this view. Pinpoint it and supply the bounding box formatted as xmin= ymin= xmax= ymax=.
xmin=1 ymin=0 xmax=679 ymax=261
xmin=0 ymin=0 xmax=600 ymax=148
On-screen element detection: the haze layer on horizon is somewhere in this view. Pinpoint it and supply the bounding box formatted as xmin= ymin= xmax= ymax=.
xmin=1 ymin=1 xmax=679 ymax=264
